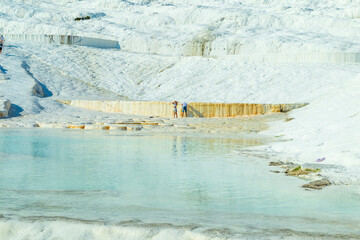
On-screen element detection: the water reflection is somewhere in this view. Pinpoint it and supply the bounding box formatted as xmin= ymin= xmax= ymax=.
xmin=171 ymin=136 xmax=189 ymax=157
xmin=169 ymin=135 xmax=263 ymax=159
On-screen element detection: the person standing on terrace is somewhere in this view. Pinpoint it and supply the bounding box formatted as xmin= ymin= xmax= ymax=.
xmin=172 ymin=101 xmax=178 ymax=118
xmin=181 ymin=102 xmax=188 ymax=117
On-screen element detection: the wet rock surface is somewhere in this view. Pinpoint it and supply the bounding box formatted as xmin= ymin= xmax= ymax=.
xmin=269 ymin=161 xmax=287 ymax=166
xmin=269 ymin=161 xmax=297 ymax=168
xmin=284 ymin=166 xmax=320 ymax=176
xmin=269 ymin=162 xmax=329 ymax=190
xmin=302 ymin=179 xmax=331 ymax=190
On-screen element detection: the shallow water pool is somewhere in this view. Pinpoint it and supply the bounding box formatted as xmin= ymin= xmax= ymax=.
xmin=0 ymin=129 xmax=359 ymax=239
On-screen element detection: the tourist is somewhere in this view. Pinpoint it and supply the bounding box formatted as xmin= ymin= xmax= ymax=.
xmin=0 ymin=35 xmax=4 ymax=54
xmin=172 ymin=101 xmax=178 ymax=118
xmin=181 ymin=102 xmax=188 ymax=117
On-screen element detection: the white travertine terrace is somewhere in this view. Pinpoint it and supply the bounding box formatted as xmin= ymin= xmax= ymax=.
xmin=2 ymin=0 xmax=360 ymax=64
xmin=2 ymin=33 xmax=360 ymax=64
xmin=4 ymin=34 xmax=119 ymax=49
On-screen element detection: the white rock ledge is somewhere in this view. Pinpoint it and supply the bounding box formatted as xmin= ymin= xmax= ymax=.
xmin=4 ymin=34 xmax=120 ymax=49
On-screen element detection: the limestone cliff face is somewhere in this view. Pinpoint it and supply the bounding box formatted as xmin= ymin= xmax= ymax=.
xmin=58 ymin=100 xmax=307 ymax=118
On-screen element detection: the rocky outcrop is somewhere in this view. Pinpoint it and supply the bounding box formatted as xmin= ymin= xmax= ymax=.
xmin=302 ymin=180 xmax=331 ymax=190
xmin=0 ymin=97 xmax=11 ymax=118
xmin=32 ymin=81 xmax=45 ymax=97
xmin=269 ymin=162 xmax=331 ymax=190
xmin=284 ymin=166 xmax=321 ymax=176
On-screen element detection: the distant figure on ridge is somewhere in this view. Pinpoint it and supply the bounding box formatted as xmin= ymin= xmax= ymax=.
xmin=0 ymin=35 xmax=4 ymax=54
xmin=172 ymin=101 xmax=178 ymax=118
xmin=181 ymin=102 xmax=188 ymax=117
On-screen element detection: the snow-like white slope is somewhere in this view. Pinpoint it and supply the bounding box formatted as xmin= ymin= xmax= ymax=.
xmin=268 ymin=73 xmax=360 ymax=184
xmin=0 ymin=0 xmax=360 ymax=183
xmin=1 ymin=0 xmax=360 ymax=59
xmin=3 ymin=39 xmax=359 ymax=104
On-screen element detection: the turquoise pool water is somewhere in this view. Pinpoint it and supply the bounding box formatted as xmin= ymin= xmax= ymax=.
xmin=0 ymin=129 xmax=359 ymax=239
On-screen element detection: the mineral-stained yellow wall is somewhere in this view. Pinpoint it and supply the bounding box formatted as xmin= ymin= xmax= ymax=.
xmin=58 ymin=100 xmax=307 ymax=118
